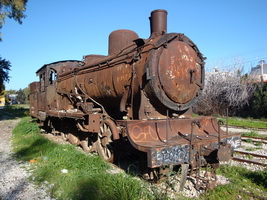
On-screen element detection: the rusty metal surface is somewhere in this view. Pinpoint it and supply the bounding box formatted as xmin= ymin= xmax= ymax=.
xmin=54 ymin=32 xmax=205 ymax=117
xmin=84 ymin=55 xmax=105 ymax=65
xmin=108 ymin=29 xmax=139 ymax=55
xmin=119 ymin=116 xmax=240 ymax=167
xmin=149 ymin=9 xmax=167 ymax=36
xmin=51 ymin=9 xmax=205 ymax=119
xmin=30 ymin=82 xmax=40 ymax=93
xmin=124 ymin=117 xmax=238 ymax=145
xmin=217 ymin=144 xmax=232 ymax=162
xmin=29 ymin=82 xmax=40 ymax=118
xmin=144 ymin=33 xmax=205 ymax=112
xmin=32 ymin=60 xmax=81 ymax=119
xmin=158 ymin=41 xmax=202 ymax=104
xmin=88 ymin=113 xmax=101 ymax=133
xmin=29 ymin=9 xmax=241 ymax=185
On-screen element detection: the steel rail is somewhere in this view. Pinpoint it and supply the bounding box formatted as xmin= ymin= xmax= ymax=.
xmin=241 ymin=137 xmax=267 ymax=144
xmin=224 ymin=125 xmax=267 ymax=131
xmin=241 ymin=135 xmax=267 ymax=141
xmin=232 ymin=157 xmax=267 ymax=167
xmin=234 ymin=150 xmax=267 ymax=159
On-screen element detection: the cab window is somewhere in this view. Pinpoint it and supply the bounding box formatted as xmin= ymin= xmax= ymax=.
xmin=40 ymin=72 xmax=46 ymax=92
xmin=49 ymin=69 xmax=57 ymax=85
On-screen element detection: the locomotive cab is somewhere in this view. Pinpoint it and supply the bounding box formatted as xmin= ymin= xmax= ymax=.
xmin=31 ymin=60 xmax=82 ymax=121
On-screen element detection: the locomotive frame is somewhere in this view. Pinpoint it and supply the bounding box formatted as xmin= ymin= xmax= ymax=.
xmin=30 ymin=9 xmax=240 ymax=189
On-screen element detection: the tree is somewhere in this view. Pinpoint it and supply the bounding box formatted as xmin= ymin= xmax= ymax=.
xmin=0 ymin=1 xmax=27 ymax=91
xmin=0 ymin=0 xmax=28 ymax=41
xmin=250 ymin=84 xmax=267 ymax=118
xmin=6 ymin=86 xmax=30 ymax=104
xmin=16 ymin=86 xmax=29 ymax=104
xmin=22 ymin=86 xmax=29 ymax=103
xmin=16 ymin=88 xmax=24 ymax=103
xmin=6 ymin=88 xmax=16 ymax=94
xmin=0 ymin=56 xmax=11 ymax=94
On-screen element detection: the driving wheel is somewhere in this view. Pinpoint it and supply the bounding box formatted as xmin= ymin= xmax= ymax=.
xmin=96 ymin=119 xmax=115 ymax=162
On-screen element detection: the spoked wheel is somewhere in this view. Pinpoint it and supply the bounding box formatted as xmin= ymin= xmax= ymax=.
xmin=96 ymin=119 xmax=115 ymax=162
xmin=61 ymin=132 xmax=67 ymax=141
xmin=80 ymin=137 xmax=94 ymax=153
xmin=67 ymin=133 xmax=80 ymax=145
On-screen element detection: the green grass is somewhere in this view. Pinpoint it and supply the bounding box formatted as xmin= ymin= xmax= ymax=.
xmin=254 ymin=142 xmax=263 ymax=147
xmin=244 ymin=138 xmax=253 ymax=143
xmin=12 ymin=117 xmax=159 ymax=200
xmin=200 ymin=165 xmax=267 ymax=200
xmin=241 ymin=131 xmax=267 ymax=139
xmin=218 ymin=117 xmax=267 ymax=129
xmin=244 ymin=147 xmax=263 ymax=151
xmin=0 ymin=104 xmax=29 ymax=120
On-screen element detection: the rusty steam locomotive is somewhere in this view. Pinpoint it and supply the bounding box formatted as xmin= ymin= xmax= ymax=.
xmin=30 ymin=10 xmax=240 ymax=187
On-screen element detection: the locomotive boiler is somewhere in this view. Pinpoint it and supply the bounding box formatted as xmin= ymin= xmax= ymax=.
xmin=30 ymin=10 xmax=240 ymax=188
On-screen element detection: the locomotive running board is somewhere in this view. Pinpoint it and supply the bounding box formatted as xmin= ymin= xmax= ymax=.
xmin=119 ymin=116 xmax=241 ymax=168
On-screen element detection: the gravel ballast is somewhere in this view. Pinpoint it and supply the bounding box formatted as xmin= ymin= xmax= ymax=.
xmin=222 ymin=126 xmax=267 ymax=171
xmin=0 ymin=119 xmax=53 ymax=200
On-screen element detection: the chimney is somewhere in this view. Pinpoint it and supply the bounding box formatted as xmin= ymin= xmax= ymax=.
xmin=149 ymin=9 xmax=168 ymax=37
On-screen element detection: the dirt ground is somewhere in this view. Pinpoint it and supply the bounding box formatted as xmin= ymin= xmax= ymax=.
xmin=0 ymin=119 xmax=54 ymax=200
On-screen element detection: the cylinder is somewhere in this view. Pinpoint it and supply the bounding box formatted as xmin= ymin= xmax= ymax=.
xmin=149 ymin=9 xmax=168 ymax=36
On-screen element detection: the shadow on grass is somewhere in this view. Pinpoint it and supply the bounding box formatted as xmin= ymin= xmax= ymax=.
xmin=14 ymin=139 xmax=144 ymax=200
xmin=68 ymin=178 xmax=114 ymax=200
xmin=242 ymin=169 xmax=267 ymax=189
xmin=14 ymin=137 xmax=57 ymax=161
xmin=219 ymin=165 xmax=267 ymax=196
xmin=60 ymin=174 xmax=144 ymax=200
xmin=0 ymin=106 xmax=29 ymax=120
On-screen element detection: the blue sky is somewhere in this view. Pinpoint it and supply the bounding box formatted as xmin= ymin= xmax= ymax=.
xmin=1 ymin=0 xmax=267 ymax=90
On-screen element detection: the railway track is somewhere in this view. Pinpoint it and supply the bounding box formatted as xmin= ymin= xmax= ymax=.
xmin=231 ymin=125 xmax=267 ymax=167
xmin=225 ymin=125 xmax=267 ymax=131
xmin=241 ymin=135 xmax=267 ymax=144
xmin=233 ymin=150 xmax=267 ymax=167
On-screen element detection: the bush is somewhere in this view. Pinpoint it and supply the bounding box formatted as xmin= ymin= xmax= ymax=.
xmin=193 ymin=70 xmax=256 ymax=116
xmin=250 ymin=84 xmax=267 ymax=118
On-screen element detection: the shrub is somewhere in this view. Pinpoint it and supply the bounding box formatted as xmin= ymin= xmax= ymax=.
xmin=250 ymin=84 xmax=267 ymax=118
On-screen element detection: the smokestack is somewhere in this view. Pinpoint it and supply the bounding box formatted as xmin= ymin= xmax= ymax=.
xmin=149 ymin=9 xmax=168 ymax=37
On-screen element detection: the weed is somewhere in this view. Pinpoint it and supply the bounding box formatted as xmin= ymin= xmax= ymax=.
xmin=242 ymin=131 xmax=267 ymax=139
xmin=245 ymin=139 xmax=253 ymax=143
xmin=245 ymin=154 xmax=253 ymax=160
xmin=200 ymin=165 xmax=267 ymax=200
xmin=218 ymin=117 xmax=267 ymax=129
xmin=254 ymin=142 xmax=263 ymax=147
xmin=245 ymin=147 xmax=257 ymax=151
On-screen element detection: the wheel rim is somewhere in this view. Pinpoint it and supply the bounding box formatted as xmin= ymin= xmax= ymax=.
xmin=80 ymin=137 xmax=94 ymax=153
xmin=61 ymin=132 xmax=67 ymax=141
xmin=96 ymin=120 xmax=114 ymax=162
